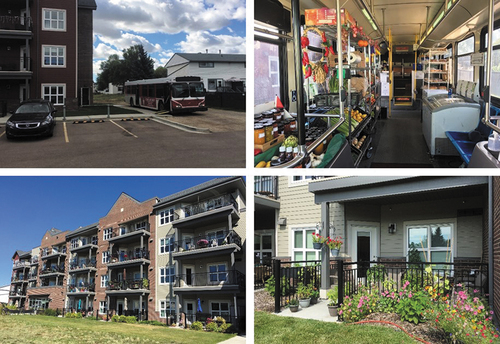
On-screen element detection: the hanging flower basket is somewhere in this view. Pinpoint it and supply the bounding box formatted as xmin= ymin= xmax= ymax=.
xmin=330 ymin=249 xmax=339 ymax=257
xmin=313 ymin=242 xmax=323 ymax=250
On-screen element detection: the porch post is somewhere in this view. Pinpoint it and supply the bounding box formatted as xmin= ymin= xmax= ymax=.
xmin=233 ymin=293 xmax=238 ymax=322
xmin=320 ymin=202 xmax=330 ymax=298
xmin=139 ymin=295 xmax=142 ymax=321
xmin=175 ymin=294 xmax=180 ymax=324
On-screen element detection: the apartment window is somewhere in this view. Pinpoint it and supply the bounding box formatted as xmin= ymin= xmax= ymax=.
xmin=407 ymin=221 xmax=454 ymax=269
xmin=160 ymin=235 xmax=175 ymax=254
xmin=160 ymin=300 xmax=175 ymax=318
xmin=42 ymin=84 xmax=65 ymax=105
xmin=42 ymin=46 xmax=65 ymax=67
xmin=207 ymin=230 xmax=225 ymax=246
xmin=91 ymin=236 xmax=98 ymax=245
xmin=99 ymin=301 xmax=107 ymax=314
xmin=103 ymin=227 xmax=112 ymax=240
xmin=119 ymin=227 xmax=126 ymax=236
xmin=136 ymin=221 xmax=147 ymax=231
xmin=208 ymin=264 xmax=227 ymax=282
xmin=159 ymin=208 xmax=174 ymax=225
xmin=102 ymin=251 xmax=109 ymax=264
xmin=159 ymin=266 xmax=175 ymax=284
xmin=199 ymin=62 xmax=214 ymax=68
xmin=43 ymin=9 xmax=65 ymax=31
xmin=210 ymin=302 xmax=230 ymax=317
xmin=101 ymin=275 xmax=108 ymax=288
xmin=70 ymin=238 xmax=79 ymax=249
xmin=293 ymin=226 xmax=320 ymax=262
xmin=457 ymin=36 xmax=474 ymax=82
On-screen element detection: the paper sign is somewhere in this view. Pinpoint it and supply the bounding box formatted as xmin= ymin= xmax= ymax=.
xmin=471 ymin=53 xmax=485 ymax=66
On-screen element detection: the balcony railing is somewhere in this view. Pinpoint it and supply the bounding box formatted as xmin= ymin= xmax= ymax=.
xmin=11 ymin=275 xmax=27 ymax=283
xmin=0 ymin=15 xmax=32 ymax=31
xmin=41 ymin=247 xmax=67 ymax=259
xmin=254 ymin=176 xmax=278 ymax=199
xmin=40 ymin=265 xmax=65 ymax=276
xmin=183 ymin=194 xmax=238 ymax=218
xmin=173 ymin=231 xmax=242 ymax=253
xmin=70 ymin=238 xmax=98 ymax=251
xmin=109 ymin=250 xmax=149 ymax=264
xmin=0 ymin=57 xmax=31 ymax=72
xmin=174 ymin=270 xmax=245 ymax=289
xmin=69 ymin=259 xmax=97 ymax=271
xmin=12 ymin=261 xmax=29 ymax=269
xmin=108 ymin=225 xmax=150 ymax=240
xmin=106 ymin=279 xmax=150 ymax=291
xmin=30 ymin=257 xmax=39 ymax=265
xmin=9 ymin=290 xmax=26 ymax=297
xmin=28 ymin=272 xmax=38 ymax=280
xmin=67 ymin=283 xmax=95 ymax=293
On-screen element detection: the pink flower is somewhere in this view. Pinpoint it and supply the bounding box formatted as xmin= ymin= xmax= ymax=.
xmin=408 ymin=293 xmax=412 ymax=298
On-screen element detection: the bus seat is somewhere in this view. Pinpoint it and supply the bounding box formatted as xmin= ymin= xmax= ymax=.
xmin=445 ymin=102 xmax=499 ymax=166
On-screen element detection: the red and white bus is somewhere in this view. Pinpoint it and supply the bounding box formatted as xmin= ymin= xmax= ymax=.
xmin=124 ymin=76 xmax=207 ymax=113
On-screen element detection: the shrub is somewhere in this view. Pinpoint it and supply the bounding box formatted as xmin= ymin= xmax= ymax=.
xmin=367 ymin=264 xmax=386 ymax=283
xmin=76 ymin=312 xmax=83 ymax=319
xmin=395 ymin=290 xmax=431 ymax=324
xmin=111 ymin=315 xmax=120 ymax=322
xmin=205 ymin=321 xmax=218 ymax=332
xmin=339 ymin=285 xmax=379 ymax=322
xmin=140 ymin=320 xmax=165 ymax=326
xmin=125 ymin=316 xmax=137 ymax=324
xmin=41 ymin=309 xmax=58 ymax=317
xmin=327 ymin=286 xmax=338 ymax=306
xmin=119 ymin=315 xmax=127 ymax=323
xmin=5 ymin=305 xmax=17 ymax=310
xmin=190 ymin=321 xmax=203 ymax=331
xmin=265 ymin=275 xmax=291 ymax=297
xmin=225 ymin=323 xmax=238 ymax=334
xmin=218 ymin=323 xmax=229 ymax=333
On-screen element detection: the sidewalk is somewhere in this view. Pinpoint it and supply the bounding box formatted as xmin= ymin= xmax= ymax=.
xmin=275 ymin=298 xmax=338 ymax=322
xmin=217 ymin=334 xmax=246 ymax=344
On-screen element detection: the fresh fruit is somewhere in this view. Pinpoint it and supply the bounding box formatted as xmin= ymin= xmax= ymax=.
xmin=256 ymin=161 xmax=267 ymax=168
xmin=283 ymin=135 xmax=299 ymax=148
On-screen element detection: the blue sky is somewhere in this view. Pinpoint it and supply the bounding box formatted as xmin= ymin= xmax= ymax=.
xmin=0 ymin=176 xmax=239 ymax=286
xmin=92 ymin=0 xmax=247 ymax=80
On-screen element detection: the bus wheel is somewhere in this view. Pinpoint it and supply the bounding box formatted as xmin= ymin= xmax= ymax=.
xmin=158 ymin=101 xmax=164 ymax=111
xmin=130 ymin=99 xmax=134 ymax=107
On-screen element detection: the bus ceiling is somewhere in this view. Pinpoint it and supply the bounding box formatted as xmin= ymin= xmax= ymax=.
xmin=273 ymin=0 xmax=499 ymax=48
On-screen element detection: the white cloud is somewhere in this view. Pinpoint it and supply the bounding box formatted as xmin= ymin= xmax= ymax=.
xmin=96 ymin=32 xmax=163 ymax=54
xmin=176 ymin=31 xmax=246 ymax=55
xmin=94 ymin=43 xmax=122 ymax=60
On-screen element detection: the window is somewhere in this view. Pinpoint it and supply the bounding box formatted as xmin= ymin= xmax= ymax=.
xmin=42 ymin=46 xmax=65 ymax=67
xmin=269 ymin=56 xmax=280 ymax=87
xmin=70 ymin=238 xmax=78 ymax=249
xmin=43 ymin=9 xmax=65 ymax=31
xmin=102 ymin=251 xmax=109 ymax=264
xmin=199 ymin=62 xmax=214 ymax=68
xmin=210 ymin=301 xmax=230 ymax=317
xmin=159 ymin=266 xmax=175 ymax=284
xmin=207 ymin=230 xmax=225 ymax=246
xmin=103 ymin=228 xmax=112 ymax=240
xmin=42 ymin=84 xmax=65 ymax=105
xmin=293 ymin=227 xmax=320 ymax=262
xmin=255 ymin=232 xmax=273 ymax=264
xmin=135 ymin=221 xmax=147 ymax=231
xmin=160 ymin=235 xmax=175 ymax=254
xmin=457 ymin=36 xmax=474 ymax=82
xmin=255 ymin=40 xmax=281 ymax=106
xmin=482 ymin=26 xmax=500 ymax=100
xmin=99 ymin=301 xmax=107 ymax=314
xmin=407 ymin=222 xmax=454 ymax=269
xmin=159 ymin=208 xmax=174 ymax=225
xmin=160 ymin=300 xmax=175 ymax=318
xmin=101 ymin=275 xmax=108 ymax=288
xmin=209 ymin=264 xmax=227 ymax=283
xmin=120 ymin=227 xmax=126 ymax=235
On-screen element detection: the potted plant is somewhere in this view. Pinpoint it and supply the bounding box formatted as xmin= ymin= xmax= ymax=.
xmin=142 ymin=278 xmax=149 ymax=289
xmin=297 ymin=282 xmax=312 ymax=308
xmin=311 ymin=232 xmax=326 ymax=249
xmin=310 ymin=284 xmax=320 ymax=304
xmin=197 ymin=239 xmax=209 ymax=248
xmin=288 ymin=298 xmax=299 ymax=312
xmin=326 ymin=236 xmax=343 ymax=256
xmin=327 ymin=286 xmax=339 ymax=317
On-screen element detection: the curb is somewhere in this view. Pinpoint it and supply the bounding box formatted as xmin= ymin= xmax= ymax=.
xmin=151 ymin=115 xmax=211 ymax=133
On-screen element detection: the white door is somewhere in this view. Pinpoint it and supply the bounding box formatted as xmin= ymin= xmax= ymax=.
xmin=349 ymin=222 xmax=379 ymax=277
xmin=184 ymin=300 xmax=196 ymax=323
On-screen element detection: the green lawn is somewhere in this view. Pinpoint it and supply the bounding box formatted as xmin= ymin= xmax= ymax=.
xmin=56 ymin=105 xmax=141 ymax=118
xmin=254 ymin=311 xmax=417 ymax=344
xmin=93 ymin=93 xmax=129 ymax=105
xmin=0 ymin=315 xmax=234 ymax=344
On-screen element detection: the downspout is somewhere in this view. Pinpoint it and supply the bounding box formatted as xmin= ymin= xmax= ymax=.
xmin=488 ymin=177 xmax=494 ymax=317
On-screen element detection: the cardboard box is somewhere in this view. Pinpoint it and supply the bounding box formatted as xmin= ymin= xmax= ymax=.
xmin=304 ymin=8 xmax=356 ymax=27
xmin=254 ymin=134 xmax=284 ymax=153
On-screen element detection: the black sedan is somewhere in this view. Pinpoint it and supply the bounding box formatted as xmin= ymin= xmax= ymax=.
xmin=6 ymin=99 xmax=57 ymax=139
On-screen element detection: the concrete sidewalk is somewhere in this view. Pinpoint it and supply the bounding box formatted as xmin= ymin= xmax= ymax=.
xmin=217 ymin=334 xmax=246 ymax=343
xmin=275 ymin=298 xmax=338 ymax=322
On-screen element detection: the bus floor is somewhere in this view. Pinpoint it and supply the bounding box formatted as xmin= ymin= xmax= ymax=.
xmin=359 ymin=106 xmax=464 ymax=168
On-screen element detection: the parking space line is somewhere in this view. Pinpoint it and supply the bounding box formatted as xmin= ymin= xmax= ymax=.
xmin=110 ymin=120 xmax=138 ymax=138
xmin=63 ymin=122 xmax=69 ymax=143
xmin=0 ymin=131 xmax=4 ymax=138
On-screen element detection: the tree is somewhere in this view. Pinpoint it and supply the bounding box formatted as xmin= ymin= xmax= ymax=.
xmin=96 ymin=54 xmax=122 ymax=91
xmin=154 ymin=66 xmax=168 ymax=78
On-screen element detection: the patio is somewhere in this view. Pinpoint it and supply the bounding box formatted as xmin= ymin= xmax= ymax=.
xmin=275 ymin=298 xmax=338 ymax=323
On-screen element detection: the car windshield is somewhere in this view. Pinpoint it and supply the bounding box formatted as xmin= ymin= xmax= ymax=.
xmin=171 ymin=83 xmax=189 ymax=98
xmin=16 ymin=103 xmax=49 ymax=114
xmin=189 ymin=82 xmax=205 ymax=98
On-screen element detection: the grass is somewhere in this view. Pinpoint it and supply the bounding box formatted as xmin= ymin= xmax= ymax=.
xmin=254 ymin=311 xmax=417 ymax=344
xmin=56 ymin=105 xmax=141 ymax=118
xmin=93 ymin=93 xmax=129 ymax=105
xmin=0 ymin=315 xmax=234 ymax=344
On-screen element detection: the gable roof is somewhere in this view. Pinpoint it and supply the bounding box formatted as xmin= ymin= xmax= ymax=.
xmin=66 ymin=222 xmax=99 ymax=239
xmin=174 ymin=53 xmax=246 ymax=63
xmin=12 ymin=250 xmax=30 ymax=260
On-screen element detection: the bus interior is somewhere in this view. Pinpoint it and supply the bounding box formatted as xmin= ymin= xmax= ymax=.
xmin=254 ymin=0 xmax=500 ymax=168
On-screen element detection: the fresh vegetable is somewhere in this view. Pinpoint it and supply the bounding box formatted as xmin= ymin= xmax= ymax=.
xmin=305 ymin=65 xmax=312 ymax=79
xmin=256 ymin=161 xmax=267 ymax=168
xmin=301 ymin=36 xmax=309 ymax=49
xmin=254 ymin=149 xmax=262 ymax=156
xmin=302 ymin=51 xmax=309 ymax=66
xmin=283 ymin=135 xmax=299 ymax=148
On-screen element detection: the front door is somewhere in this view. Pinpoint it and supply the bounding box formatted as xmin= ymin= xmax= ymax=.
xmin=117 ymin=300 xmax=124 ymax=315
xmin=184 ymin=265 xmax=195 ymax=286
xmin=185 ymin=300 xmax=196 ymax=323
xmin=349 ymin=222 xmax=380 ymax=278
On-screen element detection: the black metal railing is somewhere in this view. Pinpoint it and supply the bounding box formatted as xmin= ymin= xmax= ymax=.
xmin=338 ymin=261 xmax=489 ymax=307
xmin=67 ymin=283 xmax=95 ymax=293
xmin=173 ymin=231 xmax=242 ymax=252
xmin=0 ymin=15 xmax=32 ymax=31
xmin=12 ymin=261 xmax=29 ymax=269
xmin=272 ymin=259 xmax=321 ymax=312
xmin=174 ymin=270 xmax=244 ymax=288
xmin=254 ymin=176 xmax=278 ymax=199
xmin=107 ymin=309 xmax=148 ymax=321
xmin=183 ymin=194 xmax=238 ymax=218
xmin=11 ymin=275 xmax=27 ymax=282
xmin=106 ymin=279 xmax=150 ymax=291
xmin=28 ymin=272 xmax=37 ymax=280
xmin=0 ymin=57 xmax=31 ymax=72
xmin=254 ymin=260 xmax=273 ymax=289
xmin=9 ymin=290 xmax=25 ymax=297
xmin=69 ymin=259 xmax=97 ymax=271
xmin=40 ymin=265 xmax=65 ymax=275
xmin=41 ymin=247 xmax=67 ymax=258
xmin=110 ymin=225 xmax=150 ymax=239
xmin=70 ymin=238 xmax=98 ymax=250
xmin=109 ymin=249 xmax=149 ymax=263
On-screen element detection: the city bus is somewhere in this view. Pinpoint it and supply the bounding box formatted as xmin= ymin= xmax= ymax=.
xmin=254 ymin=0 xmax=500 ymax=168
xmin=124 ymin=76 xmax=207 ymax=114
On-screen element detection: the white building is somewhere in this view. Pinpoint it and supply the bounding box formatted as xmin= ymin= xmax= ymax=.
xmin=165 ymin=53 xmax=246 ymax=92
xmin=0 ymin=285 xmax=10 ymax=304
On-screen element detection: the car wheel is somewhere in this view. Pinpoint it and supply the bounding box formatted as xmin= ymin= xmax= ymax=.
xmin=5 ymin=132 xmax=12 ymax=140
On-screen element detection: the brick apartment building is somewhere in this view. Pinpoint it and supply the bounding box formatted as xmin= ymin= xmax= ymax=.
xmin=0 ymin=0 xmax=97 ymax=113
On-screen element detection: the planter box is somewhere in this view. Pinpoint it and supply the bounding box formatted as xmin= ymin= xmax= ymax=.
xmin=299 ymin=298 xmax=311 ymax=308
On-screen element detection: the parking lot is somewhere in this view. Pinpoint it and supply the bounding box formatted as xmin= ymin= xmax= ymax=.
xmin=0 ymin=108 xmax=245 ymax=168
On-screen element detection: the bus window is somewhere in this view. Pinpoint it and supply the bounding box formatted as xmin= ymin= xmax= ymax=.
xmin=457 ymin=36 xmax=475 ymax=82
xmin=483 ymin=27 xmax=500 ymax=100
xmin=156 ymin=84 xmax=164 ymax=98
xmin=172 ymin=83 xmax=189 ymax=98
xmin=189 ymin=83 xmax=205 ymax=97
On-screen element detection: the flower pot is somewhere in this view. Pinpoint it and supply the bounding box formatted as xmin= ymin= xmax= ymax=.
xmin=289 ymin=305 xmax=299 ymax=312
xmin=310 ymin=296 xmax=318 ymax=305
xmin=328 ymin=305 xmax=338 ymax=317
xmin=313 ymin=242 xmax=322 ymax=250
xmin=330 ymin=249 xmax=339 ymax=257
xmin=299 ymin=298 xmax=311 ymax=308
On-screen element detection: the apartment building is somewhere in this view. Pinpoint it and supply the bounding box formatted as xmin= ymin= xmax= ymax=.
xmin=153 ymin=177 xmax=246 ymax=327
xmin=9 ymin=250 xmax=31 ymax=308
xmin=0 ymin=0 xmax=97 ymax=112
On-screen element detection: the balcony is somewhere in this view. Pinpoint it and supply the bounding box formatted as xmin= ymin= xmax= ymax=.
xmin=40 ymin=265 xmax=65 ymax=277
xmin=254 ymin=176 xmax=278 ymax=199
xmin=107 ymin=250 xmax=150 ymax=268
xmin=0 ymin=15 xmax=32 ymax=38
xmin=173 ymin=194 xmax=239 ymax=229
xmin=30 ymin=257 xmax=39 ymax=265
xmin=69 ymin=259 xmax=97 ymax=273
xmin=172 ymin=231 xmax=242 ymax=259
xmin=28 ymin=272 xmax=37 ymax=281
xmin=174 ymin=270 xmax=245 ymax=292
xmin=67 ymin=283 xmax=95 ymax=294
xmin=41 ymin=248 xmax=67 ymax=260
xmin=12 ymin=261 xmax=29 ymax=270
xmin=9 ymin=291 xmax=26 ymax=298
xmin=11 ymin=275 xmax=28 ymax=284
xmin=69 ymin=239 xmax=98 ymax=253
xmin=108 ymin=225 xmax=150 ymax=244
xmin=106 ymin=279 xmax=150 ymax=294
